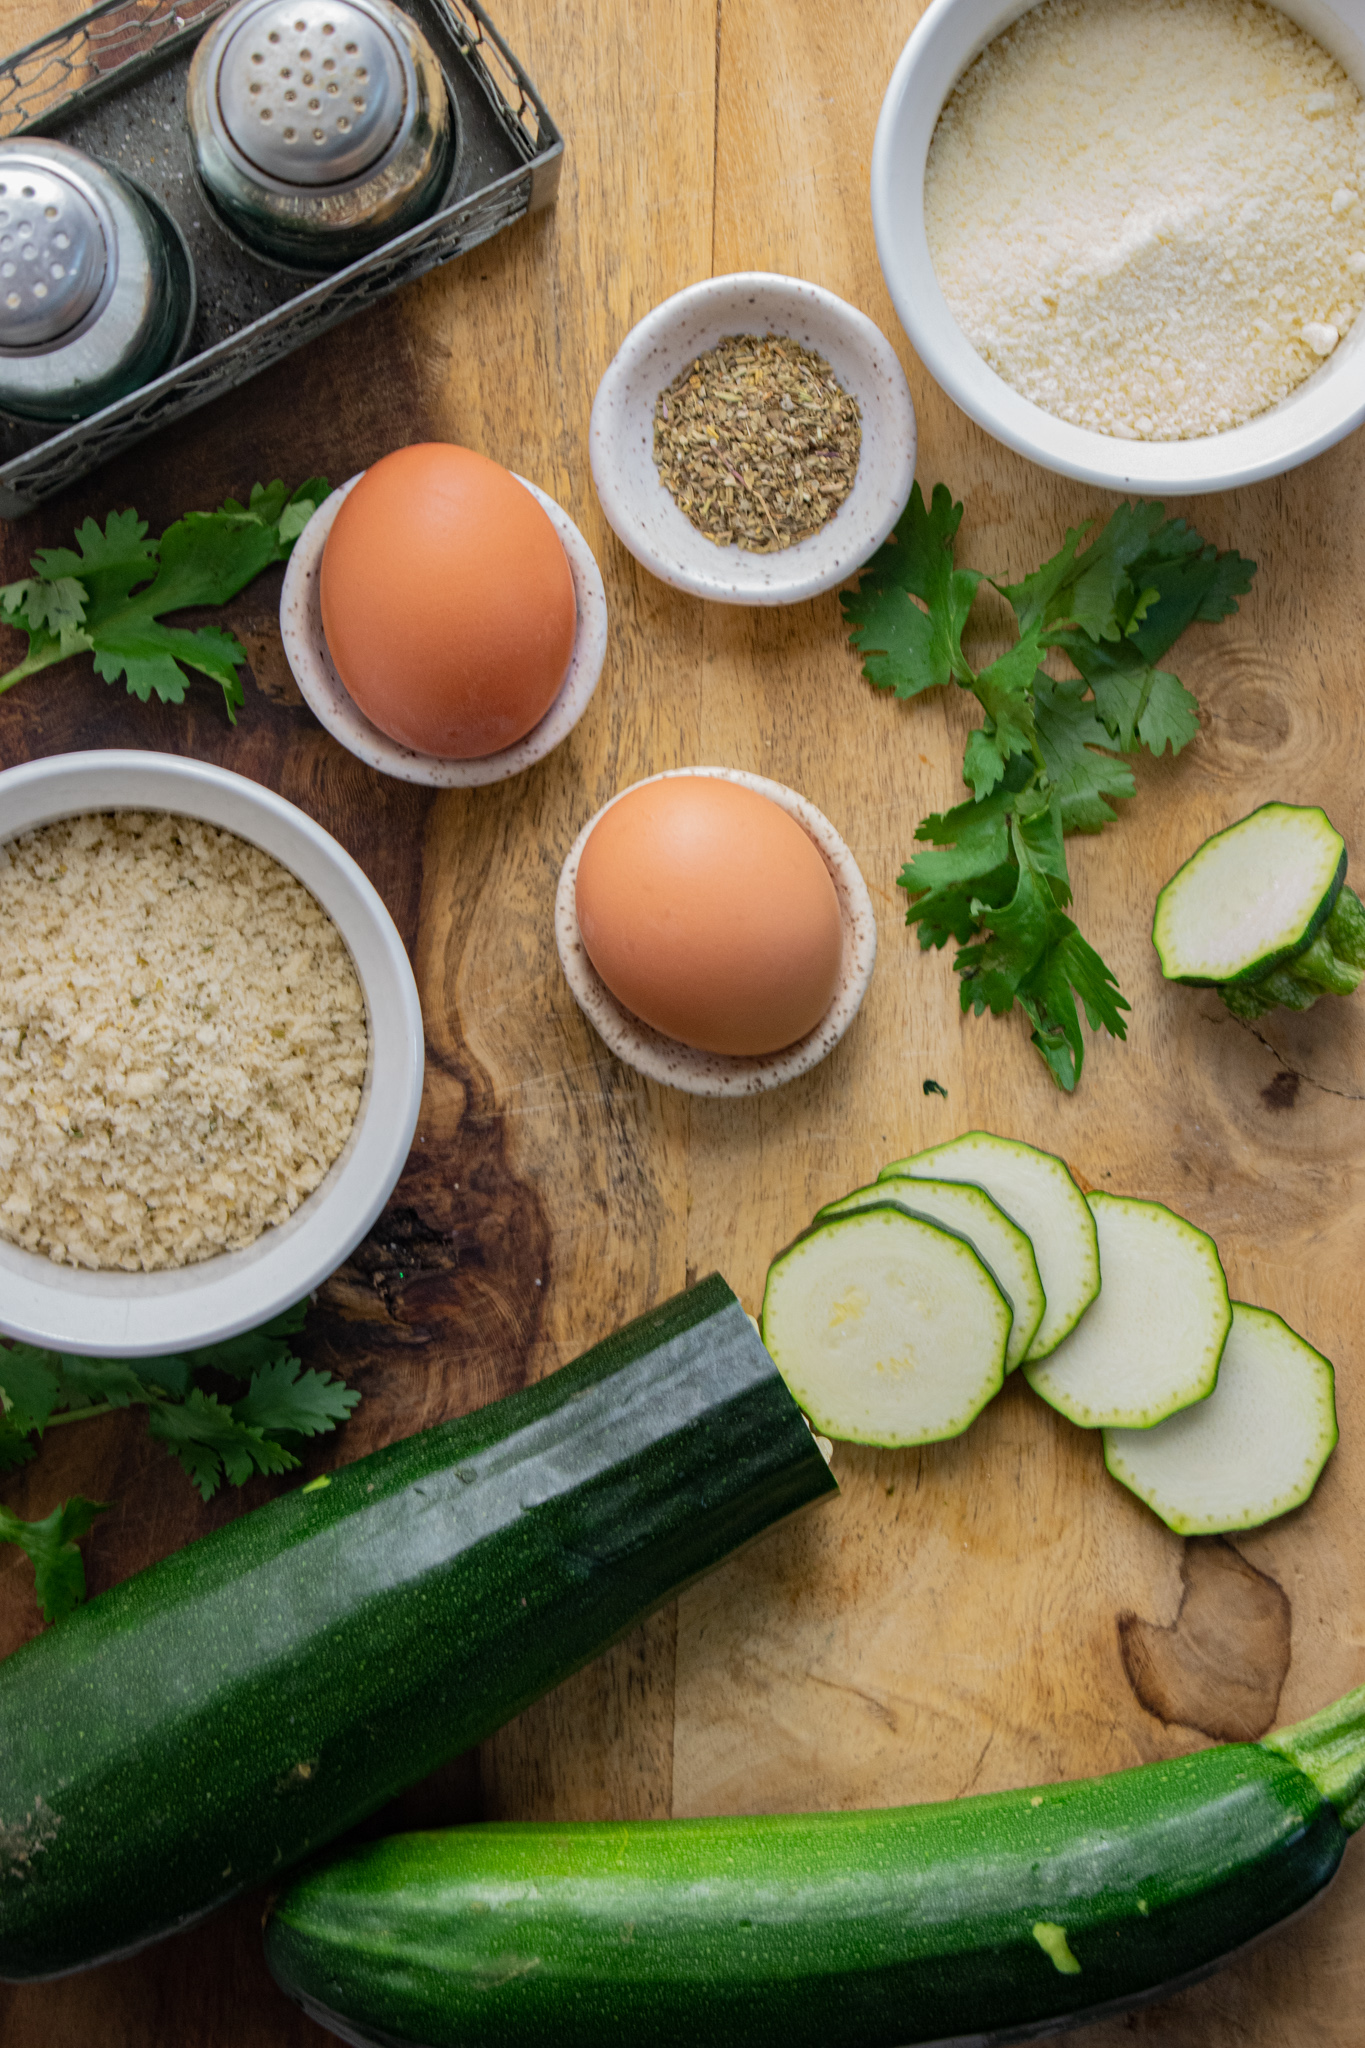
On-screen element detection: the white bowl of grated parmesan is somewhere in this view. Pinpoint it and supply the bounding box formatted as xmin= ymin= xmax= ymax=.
xmin=873 ymin=0 xmax=1365 ymax=492
xmin=0 ymin=751 xmax=424 ymax=1358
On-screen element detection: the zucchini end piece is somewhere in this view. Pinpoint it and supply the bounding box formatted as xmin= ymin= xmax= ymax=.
xmin=1153 ymin=802 xmax=1348 ymax=988
xmin=1220 ymin=885 xmax=1365 ymax=1020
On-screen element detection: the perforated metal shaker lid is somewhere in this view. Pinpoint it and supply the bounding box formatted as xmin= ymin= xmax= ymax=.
xmin=214 ymin=0 xmax=409 ymax=187
xmin=0 ymin=154 xmax=110 ymax=352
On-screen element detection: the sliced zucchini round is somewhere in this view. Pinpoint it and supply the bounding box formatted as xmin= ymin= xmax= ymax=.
xmin=1023 ymin=1194 xmax=1231 ymax=1430
xmin=818 ymin=1175 xmax=1044 ymax=1373
xmin=1103 ymin=1303 xmax=1338 ymax=1534
xmin=761 ymin=1205 xmax=1011 ymax=1448
xmin=1153 ymin=803 xmax=1347 ymax=988
xmin=882 ymin=1131 xmax=1097 ymax=1361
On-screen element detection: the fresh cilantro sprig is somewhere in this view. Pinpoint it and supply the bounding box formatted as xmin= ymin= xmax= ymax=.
xmin=0 ymin=1302 xmax=358 ymax=1622
xmin=842 ymin=486 xmax=1256 ymax=1088
xmin=0 ymin=476 xmax=329 ymax=724
xmin=0 ymin=1496 xmax=109 ymax=1624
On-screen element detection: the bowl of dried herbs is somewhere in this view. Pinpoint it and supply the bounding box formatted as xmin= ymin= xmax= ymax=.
xmin=589 ymin=272 xmax=916 ymax=605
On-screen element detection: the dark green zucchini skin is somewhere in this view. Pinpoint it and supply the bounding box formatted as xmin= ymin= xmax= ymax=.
xmin=0 ymin=1275 xmax=835 ymax=1981
xmin=265 ymin=1743 xmax=1346 ymax=2048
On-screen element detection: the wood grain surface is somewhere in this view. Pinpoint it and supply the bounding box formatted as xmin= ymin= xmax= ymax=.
xmin=1 ymin=0 xmax=1363 ymax=2041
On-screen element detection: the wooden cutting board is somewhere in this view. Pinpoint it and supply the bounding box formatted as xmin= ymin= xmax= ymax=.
xmin=1 ymin=0 xmax=1363 ymax=2041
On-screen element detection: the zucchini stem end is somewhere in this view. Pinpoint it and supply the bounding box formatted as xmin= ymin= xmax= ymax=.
xmin=1265 ymin=1681 xmax=1365 ymax=1833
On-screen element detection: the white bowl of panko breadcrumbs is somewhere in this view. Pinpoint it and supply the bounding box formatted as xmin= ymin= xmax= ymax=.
xmin=0 ymin=751 xmax=423 ymax=1357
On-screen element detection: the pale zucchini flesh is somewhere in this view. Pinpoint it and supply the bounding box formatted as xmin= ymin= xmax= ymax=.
xmin=882 ymin=1131 xmax=1097 ymax=1361
xmin=761 ymin=1205 xmax=1011 ymax=1448
xmin=818 ymin=1176 xmax=1045 ymax=1373
xmin=1024 ymin=1194 xmax=1231 ymax=1430
xmin=1152 ymin=803 xmax=1346 ymax=987
xmin=1103 ymin=1303 xmax=1338 ymax=1534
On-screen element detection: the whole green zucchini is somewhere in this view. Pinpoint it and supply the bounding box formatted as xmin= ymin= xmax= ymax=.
xmin=0 ymin=1275 xmax=835 ymax=1981
xmin=264 ymin=1684 xmax=1365 ymax=2048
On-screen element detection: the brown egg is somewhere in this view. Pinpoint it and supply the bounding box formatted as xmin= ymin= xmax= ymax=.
xmin=575 ymin=776 xmax=844 ymax=1057
xmin=319 ymin=443 xmax=577 ymax=759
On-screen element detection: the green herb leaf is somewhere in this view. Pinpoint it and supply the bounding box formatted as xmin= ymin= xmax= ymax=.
xmin=964 ymin=636 xmax=1043 ymax=795
xmin=92 ymin=620 xmax=249 ymax=717
xmin=146 ymin=503 xmax=294 ymax=615
xmin=1053 ymin=631 xmax=1202 ymax=758
xmin=1018 ymin=920 xmax=1130 ymax=1091
xmin=0 ymin=1413 xmax=37 ymax=1476
xmin=32 ymin=507 xmax=158 ymax=599
xmin=0 ymin=1303 xmax=353 ymax=1613
xmin=276 ymin=501 xmax=315 ymax=545
xmin=841 ymin=483 xmax=982 ymax=698
xmin=147 ymin=1387 xmax=300 ymax=1502
xmin=139 ymin=1302 xmax=333 ymax=1499
xmin=278 ymin=476 xmax=331 ymax=543
xmin=995 ymin=518 xmax=1095 ymax=636
xmin=0 ymin=1345 xmax=63 ymax=1436
xmin=0 ymin=1496 xmax=110 ymax=1623
xmin=1032 ymin=674 xmax=1136 ymax=832
xmin=0 ymin=573 xmax=88 ymax=638
xmin=900 ymin=784 xmax=1018 ymax=950
xmin=955 ymin=854 xmax=1068 ymax=1022
xmin=1012 ymin=788 xmax=1071 ymax=894
xmin=954 ymin=829 xmax=1130 ymax=1092
xmin=0 ymin=477 xmax=330 ymax=718
xmin=213 ymin=476 xmax=331 ymax=548
xmin=50 ymin=1355 xmax=156 ymax=1410
xmin=846 ymin=487 xmax=1254 ymax=1087
xmin=231 ymin=1356 xmax=358 ymax=1439
xmin=123 ymin=1352 xmax=197 ymax=1401
xmin=1124 ymin=541 xmax=1254 ymax=662
xmin=1187 ymin=543 xmax=1258 ymax=626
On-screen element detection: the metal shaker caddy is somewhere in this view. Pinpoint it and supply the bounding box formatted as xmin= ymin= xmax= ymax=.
xmin=0 ymin=0 xmax=562 ymax=517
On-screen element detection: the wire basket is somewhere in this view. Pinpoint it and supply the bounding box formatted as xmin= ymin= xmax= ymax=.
xmin=0 ymin=0 xmax=563 ymax=516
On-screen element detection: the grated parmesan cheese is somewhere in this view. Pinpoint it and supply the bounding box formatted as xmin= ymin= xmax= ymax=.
xmin=924 ymin=0 xmax=1365 ymax=439
xmin=0 ymin=811 xmax=368 ymax=1273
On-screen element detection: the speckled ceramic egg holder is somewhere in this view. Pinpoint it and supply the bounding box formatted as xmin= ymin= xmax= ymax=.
xmin=555 ymin=767 xmax=878 ymax=1098
xmin=279 ymin=472 xmax=608 ymax=787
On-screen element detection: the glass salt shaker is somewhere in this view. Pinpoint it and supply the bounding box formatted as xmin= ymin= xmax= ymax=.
xmin=185 ymin=0 xmax=456 ymax=272
xmin=0 ymin=138 xmax=195 ymax=423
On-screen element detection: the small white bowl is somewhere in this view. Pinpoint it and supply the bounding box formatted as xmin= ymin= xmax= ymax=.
xmin=872 ymin=0 xmax=1365 ymax=494
xmin=555 ymin=767 xmax=877 ymax=1096
xmin=589 ymin=274 xmax=917 ymax=605
xmin=0 ymin=751 xmax=424 ymax=1358
xmin=280 ymin=471 xmax=608 ymax=786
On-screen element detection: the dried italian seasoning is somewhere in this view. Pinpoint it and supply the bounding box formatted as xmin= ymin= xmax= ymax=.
xmin=653 ymin=334 xmax=862 ymax=553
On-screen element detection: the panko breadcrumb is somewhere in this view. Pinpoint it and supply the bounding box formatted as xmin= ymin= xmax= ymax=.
xmin=0 ymin=811 xmax=368 ymax=1272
